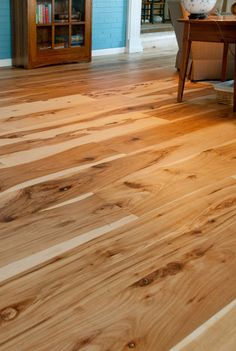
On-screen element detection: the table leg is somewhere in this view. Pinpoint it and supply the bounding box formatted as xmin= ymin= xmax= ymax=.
xmin=221 ymin=43 xmax=228 ymax=82
xmin=177 ymin=23 xmax=191 ymax=103
xmin=234 ymin=44 xmax=236 ymax=112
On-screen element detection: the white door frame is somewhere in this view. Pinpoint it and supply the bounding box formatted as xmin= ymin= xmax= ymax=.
xmin=126 ymin=0 xmax=143 ymax=53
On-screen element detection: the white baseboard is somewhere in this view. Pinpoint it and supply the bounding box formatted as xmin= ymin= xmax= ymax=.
xmin=125 ymin=40 xmax=143 ymax=53
xmin=0 ymin=59 xmax=12 ymax=67
xmin=92 ymin=47 xmax=125 ymax=57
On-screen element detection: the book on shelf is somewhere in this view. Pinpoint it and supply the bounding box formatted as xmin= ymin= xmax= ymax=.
xmin=36 ymin=3 xmax=52 ymax=24
xmin=71 ymin=34 xmax=84 ymax=46
xmin=38 ymin=44 xmax=52 ymax=50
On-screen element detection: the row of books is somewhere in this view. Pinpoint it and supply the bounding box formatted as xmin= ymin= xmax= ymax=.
xmin=71 ymin=34 xmax=84 ymax=46
xmin=36 ymin=3 xmax=52 ymax=24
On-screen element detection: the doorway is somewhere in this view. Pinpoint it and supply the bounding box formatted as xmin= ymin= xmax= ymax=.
xmin=140 ymin=0 xmax=172 ymax=34
xmin=126 ymin=0 xmax=175 ymax=54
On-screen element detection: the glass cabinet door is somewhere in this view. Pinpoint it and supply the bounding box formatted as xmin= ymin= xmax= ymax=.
xmin=55 ymin=26 xmax=69 ymax=48
xmin=37 ymin=27 xmax=52 ymax=50
xmin=36 ymin=0 xmax=52 ymax=50
xmin=71 ymin=1 xmax=85 ymax=47
xmin=71 ymin=0 xmax=85 ymax=22
xmin=71 ymin=25 xmax=85 ymax=47
xmin=36 ymin=0 xmax=52 ymax=24
xmin=54 ymin=0 xmax=69 ymax=22
xmin=36 ymin=0 xmax=87 ymax=51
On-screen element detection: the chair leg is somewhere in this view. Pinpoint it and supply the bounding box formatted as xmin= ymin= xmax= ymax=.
xmin=150 ymin=1 xmax=154 ymax=24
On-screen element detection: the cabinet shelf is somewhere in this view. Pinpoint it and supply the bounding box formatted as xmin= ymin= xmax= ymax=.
xmin=11 ymin=0 xmax=92 ymax=68
xmin=36 ymin=23 xmax=52 ymax=26
xmin=54 ymin=22 xmax=70 ymax=25
xmin=71 ymin=21 xmax=86 ymax=24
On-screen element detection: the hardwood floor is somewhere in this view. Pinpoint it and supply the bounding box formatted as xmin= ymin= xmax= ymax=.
xmin=0 ymin=48 xmax=236 ymax=351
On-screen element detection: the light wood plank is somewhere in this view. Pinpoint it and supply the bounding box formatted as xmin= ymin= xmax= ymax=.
xmin=0 ymin=214 xmax=138 ymax=284
xmin=0 ymin=48 xmax=236 ymax=351
xmin=0 ymin=178 xmax=236 ymax=350
xmin=171 ymin=299 xmax=236 ymax=351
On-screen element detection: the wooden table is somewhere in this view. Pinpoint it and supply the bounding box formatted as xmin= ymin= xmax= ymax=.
xmin=177 ymin=16 xmax=236 ymax=111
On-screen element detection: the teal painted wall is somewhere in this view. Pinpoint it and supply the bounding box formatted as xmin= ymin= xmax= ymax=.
xmin=0 ymin=0 xmax=128 ymax=61
xmin=0 ymin=0 xmax=11 ymax=59
xmin=92 ymin=0 xmax=127 ymax=50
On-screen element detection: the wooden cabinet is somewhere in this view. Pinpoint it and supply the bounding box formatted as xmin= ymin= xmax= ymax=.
xmin=11 ymin=0 xmax=92 ymax=68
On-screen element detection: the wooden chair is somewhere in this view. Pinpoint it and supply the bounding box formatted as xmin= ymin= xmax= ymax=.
xmin=141 ymin=1 xmax=152 ymax=23
xmin=150 ymin=0 xmax=166 ymax=23
xmin=142 ymin=0 xmax=166 ymax=23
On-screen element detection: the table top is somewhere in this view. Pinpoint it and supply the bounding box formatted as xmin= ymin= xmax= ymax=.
xmin=178 ymin=15 xmax=236 ymax=24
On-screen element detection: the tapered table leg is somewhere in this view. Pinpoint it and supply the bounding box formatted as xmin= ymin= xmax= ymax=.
xmin=177 ymin=22 xmax=191 ymax=103
xmin=234 ymin=44 xmax=236 ymax=112
xmin=221 ymin=43 xmax=228 ymax=82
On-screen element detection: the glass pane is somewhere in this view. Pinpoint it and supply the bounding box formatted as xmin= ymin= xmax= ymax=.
xmin=71 ymin=25 xmax=85 ymax=47
xmin=37 ymin=27 xmax=52 ymax=50
xmin=54 ymin=26 xmax=69 ymax=49
xmin=54 ymin=0 xmax=69 ymax=22
xmin=36 ymin=1 xmax=52 ymax=24
xmin=72 ymin=0 xmax=85 ymax=22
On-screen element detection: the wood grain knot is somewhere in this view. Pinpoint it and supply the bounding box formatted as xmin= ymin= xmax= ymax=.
xmin=94 ymin=203 xmax=117 ymax=214
xmin=192 ymin=228 xmax=202 ymax=235
xmin=139 ymin=278 xmax=152 ymax=286
xmin=214 ymin=198 xmax=236 ymax=210
xmin=203 ymin=148 xmax=213 ymax=153
xmin=130 ymin=137 xmax=140 ymax=142
xmin=156 ymin=213 xmax=164 ymax=218
xmin=1 ymin=215 xmax=16 ymax=223
xmin=124 ymin=181 xmax=143 ymax=189
xmin=166 ymin=262 xmax=184 ymax=275
xmin=133 ymin=261 xmax=184 ymax=288
xmin=92 ymin=163 xmax=107 ymax=169
xmin=8 ymin=134 xmax=19 ymax=139
xmin=83 ymin=156 xmax=95 ymax=162
xmin=187 ymin=174 xmax=197 ymax=179
xmin=0 ymin=307 xmax=18 ymax=321
xmin=127 ymin=341 xmax=136 ymax=348
xmin=59 ymin=185 xmax=72 ymax=192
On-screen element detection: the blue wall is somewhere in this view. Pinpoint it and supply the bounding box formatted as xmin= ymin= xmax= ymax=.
xmin=0 ymin=0 xmax=127 ymax=61
xmin=0 ymin=0 xmax=11 ymax=59
xmin=92 ymin=0 xmax=127 ymax=50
